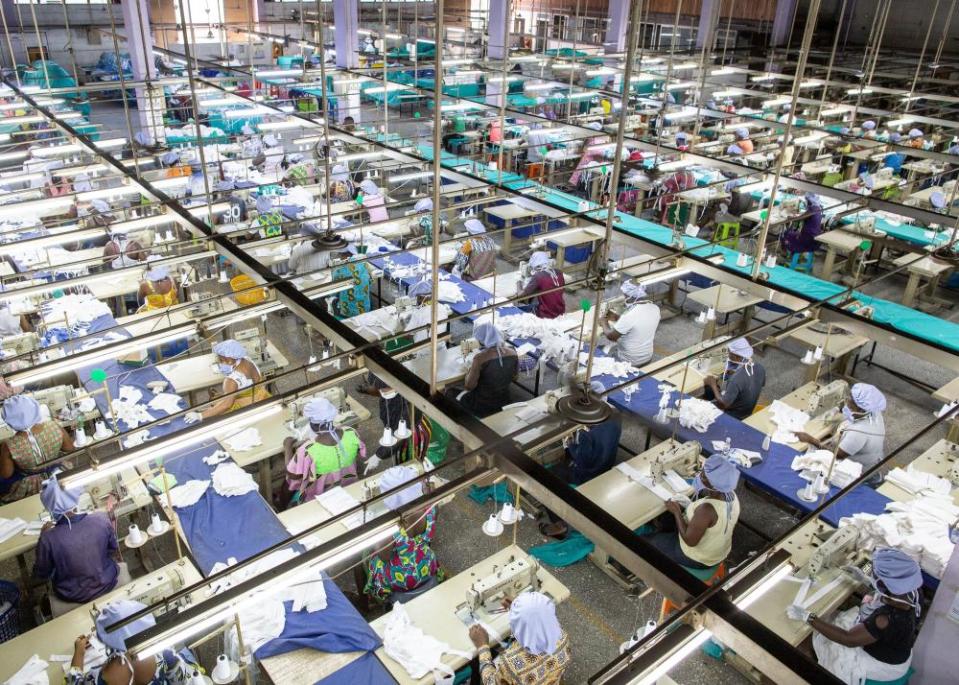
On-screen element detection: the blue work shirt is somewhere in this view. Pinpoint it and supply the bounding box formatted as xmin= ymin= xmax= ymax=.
xmin=33 ymin=512 xmax=120 ymax=603
xmin=883 ymin=152 xmax=906 ymax=174
xmin=566 ymin=418 xmax=622 ymax=485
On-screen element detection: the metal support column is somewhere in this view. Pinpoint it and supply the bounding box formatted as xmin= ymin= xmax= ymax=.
xmin=488 ymin=0 xmax=508 ymax=60
xmin=604 ymin=0 xmax=629 ymax=53
xmin=332 ymin=0 xmax=359 ymax=69
xmin=696 ymin=0 xmax=722 ymax=50
xmin=771 ymin=0 xmax=799 ymax=48
xmin=120 ymin=0 xmax=165 ymax=141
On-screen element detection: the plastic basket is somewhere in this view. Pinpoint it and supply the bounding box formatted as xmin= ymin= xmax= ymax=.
xmin=0 ymin=580 xmax=21 ymax=643
xmin=230 ymin=275 xmax=267 ymax=306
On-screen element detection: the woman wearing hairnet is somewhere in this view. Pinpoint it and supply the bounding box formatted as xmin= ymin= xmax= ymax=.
xmin=468 ymin=591 xmax=571 ymax=684
xmin=640 ymin=454 xmax=741 ymax=569
xmin=0 ymin=396 xmax=74 ymax=504
xmin=328 ymin=164 xmax=354 ymax=203
xmin=796 ymin=383 xmax=886 ymax=482
xmin=288 ymin=223 xmax=335 ymax=275
xmin=184 ymin=339 xmax=271 ymax=423
xmin=137 ymin=257 xmax=179 ymax=312
xmin=453 ymin=322 xmax=518 ymax=418
xmin=788 ymin=548 xmax=922 ymax=684
xmin=451 ymin=219 xmax=497 ymax=281
xmin=34 ymin=477 xmax=129 ymax=616
xmin=358 ymin=179 xmax=389 ymax=224
xmin=66 ymin=599 xmax=200 ymax=684
xmin=364 ymin=465 xmax=440 ymax=604
xmin=283 ymin=397 xmax=367 ymax=506
xmin=403 ymin=279 xmax=451 ymax=345
xmin=780 ymin=193 xmax=824 ymax=256
xmin=519 ymin=251 xmax=566 ymax=319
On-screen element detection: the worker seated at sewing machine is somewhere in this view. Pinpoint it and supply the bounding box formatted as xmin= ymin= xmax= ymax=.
xmin=540 ymin=382 xmax=622 ymax=540
xmin=796 ymin=383 xmax=886 ymax=485
xmin=404 ymin=279 xmax=451 ymax=345
xmin=34 ymin=477 xmax=130 ymax=617
xmin=703 ymin=337 xmax=766 ymax=420
xmin=184 ymin=339 xmax=271 ymax=424
xmin=452 ymin=218 xmax=497 ymax=281
xmin=282 ymin=397 xmax=368 ymax=507
xmin=788 ymin=547 xmax=922 ymax=684
xmin=639 ymin=454 xmax=740 ymax=571
xmin=450 ymin=322 xmax=518 ymax=418
xmin=364 ymin=465 xmax=440 ymax=605
xmin=0 ymin=300 xmax=32 ymax=337
xmin=0 ymin=396 xmax=75 ymax=504
xmin=601 ymin=280 xmax=660 ymax=366
xmin=518 ymin=252 xmax=566 ymax=319
xmin=67 ymin=599 xmax=202 ymax=685
xmin=469 ymin=591 xmax=571 ymax=685
xmin=137 ymin=257 xmax=179 ymax=313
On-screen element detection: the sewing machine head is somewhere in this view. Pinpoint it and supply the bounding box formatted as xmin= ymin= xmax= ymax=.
xmin=807 ymin=380 xmax=849 ymax=419
xmin=650 ymin=441 xmax=701 ymax=481
xmin=805 ymin=526 xmax=861 ymax=579
xmin=31 ymin=385 xmax=74 ymax=420
xmin=518 ymin=260 xmax=530 ymax=279
xmin=460 ymin=337 xmax=480 ymax=357
xmin=855 ymin=215 xmax=878 ymax=234
xmin=394 ymin=296 xmax=414 ymax=314
xmin=186 ymin=293 xmax=223 ymax=319
xmin=464 ymin=556 xmax=541 ymax=613
xmin=950 ymin=459 xmax=959 ymax=487
xmin=288 ymin=386 xmax=351 ymax=430
xmin=234 ymin=327 xmax=271 ymax=370
xmin=0 ymin=331 xmax=39 ymax=357
xmin=91 ymin=566 xmax=191 ymax=624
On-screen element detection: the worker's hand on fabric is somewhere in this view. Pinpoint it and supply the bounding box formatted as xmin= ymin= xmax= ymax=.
xmin=184 ymin=411 xmax=202 ymax=425
xmin=468 ymin=624 xmax=490 ymax=648
xmin=41 ymin=521 xmax=55 ymax=533
xmin=841 ymin=564 xmax=871 ymax=585
xmin=664 ymin=499 xmax=683 ymax=516
xmin=363 ymin=454 xmax=382 ymax=475
xmin=794 ymin=431 xmax=817 ymax=446
xmin=785 ymin=604 xmax=810 ymax=622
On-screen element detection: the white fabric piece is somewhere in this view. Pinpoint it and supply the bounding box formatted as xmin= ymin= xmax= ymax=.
xmin=830 ymin=459 xmax=863 ymax=488
xmin=492 ymin=313 xmax=579 ymax=363
xmin=885 ymin=466 xmax=952 ymax=497
xmin=39 ymin=294 xmax=112 ymax=327
xmin=167 ymin=479 xmax=211 ymax=509
xmin=212 ymin=463 xmax=259 ymax=497
xmin=147 ymin=392 xmax=186 ymax=415
xmin=616 ymin=462 xmax=674 ymax=500
xmin=315 ymin=487 xmax=365 ymax=529
xmin=350 ymin=309 xmax=402 ymax=336
xmin=4 ymin=654 xmax=48 ymax=685
xmin=577 ymin=352 xmax=637 ymax=379
xmin=224 ymin=428 xmax=262 ymax=452
xmin=75 ymin=331 xmax=129 ymax=352
xmin=769 ymin=400 xmax=810 ymax=432
xmin=274 ymin=568 xmax=328 ymax=613
xmin=436 ymin=280 xmax=465 ymax=304
xmin=123 ymin=430 xmax=150 ymax=448
xmin=840 ymin=496 xmax=958 ymax=577
xmin=678 ymin=398 xmax=722 ymax=433
xmin=382 ymin=603 xmax=472 ymax=680
xmin=227 ymin=598 xmax=286 ymax=658
xmin=202 ymin=450 xmax=231 ymax=466
xmin=109 ymin=397 xmax=154 ymax=430
xmin=0 ymin=517 xmax=27 ymax=543
xmin=118 ymin=386 xmax=143 ymax=404
xmin=728 ymin=449 xmax=761 ymax=468
xmin=773 ymin=429 xmax=800 ymax=445
xmin=23 ymin=520 xmax=46 ymax=536
xmin=791 ymin=449 xmax=835 ymax=473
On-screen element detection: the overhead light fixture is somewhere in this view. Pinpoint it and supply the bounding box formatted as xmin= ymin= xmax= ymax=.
xmin=885 ymin=117 xmax=913 ymax=128
xmin=524 ymin=82 xmax=562 ymax=91
xmin=335 ymin=151 xmax=383 ymax=162
xmin=671 ymin=61 xmax=698 ymax=70
xmin=846 ymin=87 xmax=874 ymax=95
xmin=750 ymin=73 xmax=778 ymax=82
xmin=0 ymin=227 xmax=105 ymax=256
xmin=389 ymin=170 xmax=432 ymax=183
xmin=567 ymin=90 xmax=599 ymax=99
xmin=585 ymin=67 xmax=617 ymax=76
xmin=255 ymin=69 xmax=302 ymax=79
xmin=733 ymin=563 xmax=793 ymax=610
xmin=710 ymin=67 xmax=737 ymax=76
xmin=199 ymin=97 xmax=240 ymax=107
xmin=0 ymin=196 xmax=73 ymax=218
xmin=258 ymin=120 xmax=308 ymax=132
xmin=633 ymin=630 xmax=713 ymax=685
xmin=363 ymin=83 xmax=410 ymax=94
xmin=223 ymin=106 xmax=275 ymax=118
xmin=763 ymin=97 xmax=792 ymax=107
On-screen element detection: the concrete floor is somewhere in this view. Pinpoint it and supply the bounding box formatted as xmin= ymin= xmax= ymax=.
xmin=1 ymin=100 xmax=954 ymax=683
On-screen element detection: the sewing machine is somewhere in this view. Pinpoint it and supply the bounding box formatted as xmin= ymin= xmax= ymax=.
xmin=235 ymin=326 xmax=276 ymax=374
xmin=949 ymin=459 xmax=959 ymax=487
xmin=287 ymin=386 xmax=359 ymax=432
xmin=803 ymin=526 xmax=863 ymax=580
xmin=455 ymin=555 xmax=542 ymax=624
xmin=394 ymin=295 xmax=414 ymax=316
xmin=650 ymin=440 xmax=701 ymax=481
xmin=0 ymin=331 xmax=39 ymax=358
xmin=460 ymin=336 xmax=480 ymax=360
xmin=854 ymin=215 xmax=884 ymax=237
xmin=90 ymin=564 xmax=193 ymax=620
xmin=806 ymin=380 xmax=849 ymax=420
xmin=186 ymin=292 xmax=224 ymax=319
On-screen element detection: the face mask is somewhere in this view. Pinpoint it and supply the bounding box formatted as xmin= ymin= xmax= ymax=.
xmin=842 ymin=406 xmax=857 ymax=422
xmin=692 ymin=474 xmax=705 ymax=495
xmin=216 ymin=363 xmax=234 ymax=375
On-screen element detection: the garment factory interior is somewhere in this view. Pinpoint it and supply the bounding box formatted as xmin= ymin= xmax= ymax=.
xmin=2 ymin=0 xmax=959 ymax=683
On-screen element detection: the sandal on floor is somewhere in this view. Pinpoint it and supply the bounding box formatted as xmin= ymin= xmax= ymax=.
xmin=538 ymin=521 xmax=568 ymax=540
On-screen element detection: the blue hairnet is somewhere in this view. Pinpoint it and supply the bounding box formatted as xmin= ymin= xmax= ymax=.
xmin=862 ymin=120 xmax=876 ymax=130
xmin=621 ymin=280 xmax=647 ymax=300
xmin=889 ymin=132 xmax=902 ymax=143
xmin=96 ymin=600 xmax=157 ymax=653
xmin=414 ymin=197 xmax=433 ymax=212
xmin=509 ymin=591 xmax=563 ymax=655
xmin=255 ymin=195 xmax=274 ymax=215
xmin=851 ymin=383 xmax=886 ymax=414
xmin=359 ymin=179 xmax=380 ymax=197
xmin=40 ymin=476 xmax=80 ymax=519
xmin=529 ymin=251 xmax=551 ymax=270
xmin=303 ymin=397 xmax=337 ymax=425
xmin=735 ymin=127 xmax=749 ymax=139
xmin=213 ymin=339 xmax=248 ymax=361
xmin=726 ymin=143 xmax=744 ymax=155
xmin=931 ymin=191 xmax=947 ymax=209
xmin=464 ymin=219 xmax=486 ymax=235
xmin=379 ymin=465 xmax=422 ymax=511
xmin=408 ymin=279 xmax=432 ymax=298
xmin=949 ymin=144 xmax=959 ymax=155
xmin=2 ymin=395 xmax=42 ymax=432
xmin=908 ymin=128 xmax=923 ymax=138
xmin=703 ymin=453 xmax=739 ymax=493
xmin=473 ymin=322 xmax=502 ymax=348
xmin=675 ymin=131 xmax=688 ymax=141
xmin=728 ymin=337 xmax=753 ymax=359
xmin=873 ymin=547 xmax=922 ymax=595
xmin=589 ymin=380 xmax=606 ymax=394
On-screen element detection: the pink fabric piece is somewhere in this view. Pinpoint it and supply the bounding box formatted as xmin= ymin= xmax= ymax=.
xmin=365 ymin=194 xmax=389 ymax=223
xmin=285 ymin=442 xmax=362 ymax=501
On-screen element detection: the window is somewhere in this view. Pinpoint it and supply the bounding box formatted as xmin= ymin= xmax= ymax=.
xmin=175 ymin=0 xmax=223 ymax=27
xmin=550 ymin=14 xmax=567 ymax=40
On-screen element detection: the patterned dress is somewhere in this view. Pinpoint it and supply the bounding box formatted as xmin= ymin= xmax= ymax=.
xmin=478 ymin=631 xmax=571 ymax=685
xmin=1 ymin=421 xmax=69 ymax=504
xmin=365 ymin=507 xmax=438 ymax=601
xmin=332 ymin=258 xmax=372 ymax=318
xmin=65 ymin=650 xmax=198 ymax=684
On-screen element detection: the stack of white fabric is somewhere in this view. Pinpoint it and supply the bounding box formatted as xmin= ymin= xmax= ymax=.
xmin=0 ymin=517 xmax=27 ymax=543
xmin=489 ymin=312 xmax=579 ymax=363
xmin=829 ymin=459 xmax=863 ymax=488
xmin=790 ymin=449 xmax=835 ymax=474
xmin=437 ymin=280 xmax=465 ymax=304
xmin=884 ymin=465 xmax=952 ymax=497
xmin=4 ymin=655 xmax=48 ymax=685
xmin=839 ymin=495 xmax=958 ymax=577
xmin=109 ymin=394 xmax=154 ymax=431
xmin=211 ymin=463 xmax=259 ymax=498
xmin=577 ymin=352 xmax=637 ymax=379
xmin=769 ymin=400 xmax=810 ymax=444
xmin=40 ymin=294 xmax=111 ymax=327
xmin=167 ymin=479 xmax=211 ymax=509
xmin=148 ymin=392 xmax=186 ymax=416
xmin=315 ymin=487 xmax=366 ymax=529
xmin=224 ymin=428 xmax=262 ymax=452
xmin=678 ymin=398 xmax=722 ymax=433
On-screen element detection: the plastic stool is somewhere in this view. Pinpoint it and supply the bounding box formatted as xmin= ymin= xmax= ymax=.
xmin=659 ymin=562 xmax=726 ymax=621
xmin=864 ymin=668 xmax=913 ymax=685
xmin=789 ymin=251 xmax=815 ymax=274
xmin=714 ymin=221 xmax=741 ymax=249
